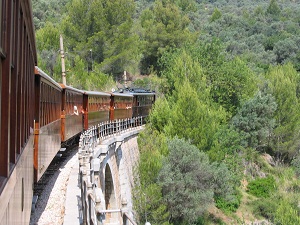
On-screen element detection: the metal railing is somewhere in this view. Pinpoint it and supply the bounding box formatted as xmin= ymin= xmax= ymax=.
xmin=79 ymin=117 xmax=143 ymax=151
xmin=78 ymin=117 xmax=144 ymax=225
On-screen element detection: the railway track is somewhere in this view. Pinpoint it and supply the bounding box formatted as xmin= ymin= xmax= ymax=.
xmin=32 ymin=144 xmax=78 ymax=199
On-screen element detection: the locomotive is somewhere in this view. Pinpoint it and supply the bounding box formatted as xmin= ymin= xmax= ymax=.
xmin=0 ymin=1 xmax=155 ymax=224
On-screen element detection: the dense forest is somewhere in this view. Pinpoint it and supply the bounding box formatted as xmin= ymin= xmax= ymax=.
xmin=33 ymin=0 xmax=300 ymax=224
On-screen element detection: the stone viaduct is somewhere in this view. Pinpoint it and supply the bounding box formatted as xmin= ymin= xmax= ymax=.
xmin=78 ymin=119 xmax=144 ymax=225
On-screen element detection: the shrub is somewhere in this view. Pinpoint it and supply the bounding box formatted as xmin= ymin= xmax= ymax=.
xmin=252 ymin=198 xmax=276 ymax=220
xmin=274 ymin=199 xmax=300 ymax=224
xmin=215 ymin=190 xmax=242 ymax=213
xmin=247 ymin=176 xmax=276 ymax=198
xmin=291 ymin=155 xmax=300 ymax=178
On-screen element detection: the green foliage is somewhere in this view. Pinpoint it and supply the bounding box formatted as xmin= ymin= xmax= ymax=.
xmin=132 ymin=75 xmax=164 ymax=94
xmin=197 ymin=1 xmax=300 ymax=73
xmin=34 ymin=0 xmax=300 ymax=79
xmin=187 ymin=40 xmax=257 ymax=115
xmin=32 ymin=0 xmax=69 ymax=29
xmin=158 ymin=138 xmax=214 ymax=224
xmin=137 ymin=128 xmax=168 ymax=185
xmin=209 ymin=126 xmax=244 ymax=211
xmin=213 ymin=57 xmax=257 ymax=115
xmin=274 ymin=198 xmax=300 ymax=224
xmin=172 ymin=0 xmax=196 ymax=13
xmin=35 ymin=22 xmax=60 ymax=51
xmin=84 ymin=67 xmax=115 ymax=91
xmin=291 ymin=154 xmax=300 ymax=178
xmin=266 ymin=0 xmax=281 ymax=16
xmin=35 ymin=22 xmax=61 ymax=78
xmin=164 ymin=80 xmax=226 ymax=151
xmin=274 ymin=38 xmax=298 ymax=64
xmin=158 ymin=138 xmax=235 ymax=224
xmin=188 ymin=39 xmax=225 ymax=86
xmin=215 ymin=193 xmax=241 ymax=213
xmin=247 ymin=176 xmax=276 ymax=198
xmin=149 ymin=97 xmax=171 ymax=133
xmin=209 ymin=125 xmax=243 ymax=161
xmin=210 ymin=8 xmax=222 ymax=22
xmin=63 ymin=55 xmax=114 ymax=90
xmin=140 ymin=0 xmax=195 ymax=73
xmin=252 ymin=198 xmax=277 ymax=221
xmin=265 ymin=63 xmax=300 ymax=160
xmin=251 ymin=181 xmax=300 ymax=223
xmin=62 ymin=0 xmax=140 ymax=76
xmin=133 ymin=183 xmax=170 ymax=225
xmin=212 ymin=162 xmax=242 ymax=212
xmin=159 ymin=47 xmax=205 ymax=96
xmin=232 ymin=87 xmax=277 ymax=150
xmin=196 ymin=214 xmax=225 ymax=225
xmin=134 ymin=128 xmax=170 ymax=224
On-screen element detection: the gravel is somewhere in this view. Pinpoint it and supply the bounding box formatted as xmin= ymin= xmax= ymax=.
xmin=30 ymin=148 xmax=78 ymax=225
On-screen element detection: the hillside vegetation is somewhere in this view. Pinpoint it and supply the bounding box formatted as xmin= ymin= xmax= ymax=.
xmin=33 ymin=0 xmax=300 ymax=224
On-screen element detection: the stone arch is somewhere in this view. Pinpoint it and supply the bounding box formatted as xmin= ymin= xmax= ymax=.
xmin=104 ymin=163 xmax=117 ymax=221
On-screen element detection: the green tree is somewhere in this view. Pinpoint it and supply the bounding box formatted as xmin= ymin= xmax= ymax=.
xmin=134 ymin=128 xmax=170 ymax=225
xmin=232 ymin=88 xmax=277 ymax=151
xmin=265 ymin=64 xmax=300 ymax=160
xmin=140 ymin=0 xmax=194 ymax=73
xmin=209 ymin=125 xmax=243 ymax=161
xmin=187 ymin=40 xmax=257 ymax=115
xmin=212 ymin=162 xmax=241 ymax=213
xmin=158 ymin=138 xmax=236 ymax=223
xmin=134 ymin=183 xmax=170 ymax=225
xmin=62 ymin=0 xmax=140 ymax=76
xmin=164 ymin=80 xmax=226 ymax=151
xmin=213 ymin=57 xmax=257 ymax=115
xmin=266 ymin=0 xmax=281 ymax=16
xmin=208 ymin=125 xmax=244 ymax=187
xmin=159 ymin=48 xmax=205 ymax=96
xmin=158 ymin=138 xmax=214 ymax=224
xmin=172 ymin=0 xmax=196 ymax=12
xmin=149 ymin=97 xmax=172 ymax=133
xmin=273 ymin=38 xmax=298 ymax=64
xmin=35 ymin=22 xmax=61 ymax=78
xmin=32 ymin=0 xmax=69 ymax=29
xmin=210 ymin=8 xmax=222 ymax=22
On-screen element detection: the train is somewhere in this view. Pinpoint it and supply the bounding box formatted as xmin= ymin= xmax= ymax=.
xmin=0 ymin=1 xmax=155 ymax=224
xmin=34 ymin=67 xmax=155 ymax=183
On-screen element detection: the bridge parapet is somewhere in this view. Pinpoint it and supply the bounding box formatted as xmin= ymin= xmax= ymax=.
xmin=78 ymin=117 xmax=143 ymax=225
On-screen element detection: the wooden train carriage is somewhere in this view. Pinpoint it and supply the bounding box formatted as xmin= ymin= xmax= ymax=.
xmin=110 ymin=92 xmax=133 ymax=120
xmin=61 ymin=85 xmax=84 ymax=142
xmin=131 ymin=91 xmax=156 ymax=119
xmin=0 ymin=0 xmax=37 ymax=224
xmin=34 ymin=67 xmax=62 ymax=182
xmin=83 ymin=91 xmax=111 ymax=130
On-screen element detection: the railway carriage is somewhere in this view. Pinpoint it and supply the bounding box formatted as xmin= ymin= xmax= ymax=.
xmin=34 ymin=67 xmax=62 ymax=182
xmin=60 ymin=85 xmax=84 ymax=142
xmin=110 ymin=92 xmax=133 ymax=120
xmin=83 ymin=91 xmax=111 ymax=129
xmin=0 ymin=0 xmax=37 ymax=224
xmin=131 ymin=89 xmax=156 ymax=120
